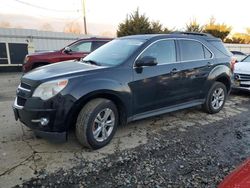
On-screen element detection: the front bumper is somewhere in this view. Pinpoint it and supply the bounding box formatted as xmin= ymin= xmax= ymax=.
xmin=13 ymin=97 xmax=67 ymax=142
xmin=232 ymin=80 xmax=250 ymax=92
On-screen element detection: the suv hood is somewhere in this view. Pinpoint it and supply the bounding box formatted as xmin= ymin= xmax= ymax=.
xmin=22 ymin=60 xmax=105 ymax=82
xmin=28 ymin=50 xmax=59 ymax=56
xmin=235 ymin=62 xmax=250 ymax=74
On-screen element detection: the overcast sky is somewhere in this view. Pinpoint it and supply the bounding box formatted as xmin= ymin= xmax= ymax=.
xmin=1 ymin=0 xmax=250 ymax=35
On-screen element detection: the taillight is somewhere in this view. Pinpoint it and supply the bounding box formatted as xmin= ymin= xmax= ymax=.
xmin=230 ymin=56 xmax=237 ymax=72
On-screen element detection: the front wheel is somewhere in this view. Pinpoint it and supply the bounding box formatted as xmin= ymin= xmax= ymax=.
xmin=75 ymin=98 xmax=118 ymax=149
xmin=202 ymin=82 xmax=227 ymax=114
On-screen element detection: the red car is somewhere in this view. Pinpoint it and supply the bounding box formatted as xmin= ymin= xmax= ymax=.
xmin=22 ymin=37 xmax=112 ymax=73
xmin=219 ymin=159 xmax=250 ymax=188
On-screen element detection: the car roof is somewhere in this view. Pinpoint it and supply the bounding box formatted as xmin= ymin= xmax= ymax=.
xmin=120 ymin=32 xmax=219 ymax=41
xmin=76 ymin=37 xmax=114 ymax=42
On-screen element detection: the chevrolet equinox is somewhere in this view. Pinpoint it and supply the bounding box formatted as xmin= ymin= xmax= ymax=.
xmin=13 ymin=32 xmax=233 ymax=149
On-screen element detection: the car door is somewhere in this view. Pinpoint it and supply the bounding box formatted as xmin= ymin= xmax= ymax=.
xmin=176 ymin=39 xmax=215 ymax=100
xmin=131 ymin=39 xmax=185 ymax=115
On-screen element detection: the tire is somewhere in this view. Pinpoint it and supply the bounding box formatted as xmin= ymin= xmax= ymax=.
xmin=202 ymin=82 xmax=227 ymax=114
xmin=75 ymin=98 xmax=118 ymax=149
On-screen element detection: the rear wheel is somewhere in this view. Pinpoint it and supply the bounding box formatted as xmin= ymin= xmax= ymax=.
xmin=75 ymin=98 xmax=118 ymax=149
xmin=202 ymin=82 xmax=227 ymax=114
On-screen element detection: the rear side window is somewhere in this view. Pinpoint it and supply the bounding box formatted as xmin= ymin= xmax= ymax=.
xmin=139 ymin=40 xmax=176 ymax=64
xmin=204 ymin=46 xmax=212 ymax=59
xmin=209 ymin=41 xmax=231 ymax=57
xmin=92 ymin=41 xmax=109 ymax=51
xmin=179 ymin=40 xmax=211 ymax=61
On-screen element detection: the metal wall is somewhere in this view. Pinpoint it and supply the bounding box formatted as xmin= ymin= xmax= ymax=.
xmin=225 ymin=43 xmax=250 ymax=54
xmin=0 ymin=28 xmax=91 ymax=66
xmin=0 ymin=28 xmax=90 ymax=51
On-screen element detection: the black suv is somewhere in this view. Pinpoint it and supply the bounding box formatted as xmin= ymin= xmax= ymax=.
xmin=13 ymin=32 xmax=232 ymax=149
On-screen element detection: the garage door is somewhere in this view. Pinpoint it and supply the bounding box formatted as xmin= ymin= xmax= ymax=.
xmin=9 ymin=43 xmax=28 ymax=65
xmin=0 ymin=43 xmax=8 ymax=64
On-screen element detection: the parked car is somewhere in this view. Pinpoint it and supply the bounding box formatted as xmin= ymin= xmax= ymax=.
xmin=231 ymin=50 xmax=247 ymax=61
xmin=22 ymin=37 xmax=113 ymax=73
xmin=233 ymin=55 xmax=250 ymax=91
xmin=218 ymin=159 xmax=250 ymax=188
xmin=13 ymin=32 xmax=233 ymax=149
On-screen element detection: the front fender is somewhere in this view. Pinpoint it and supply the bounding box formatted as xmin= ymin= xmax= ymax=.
xmin=63 ymin=77 xmax=132 ymax=119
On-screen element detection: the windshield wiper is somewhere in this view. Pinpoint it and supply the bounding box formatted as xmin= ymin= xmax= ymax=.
xmin=81 ymin=59 xmax=101 ymax=66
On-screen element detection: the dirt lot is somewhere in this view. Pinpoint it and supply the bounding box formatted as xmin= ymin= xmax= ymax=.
xmin=0 ymin=73 xmax=250 ymax=188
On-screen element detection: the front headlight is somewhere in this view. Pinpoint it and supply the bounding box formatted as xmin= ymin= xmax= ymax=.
xmin=32 ymin=79 xmax=68 ymax=100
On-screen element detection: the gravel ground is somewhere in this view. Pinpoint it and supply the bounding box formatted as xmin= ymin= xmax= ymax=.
xmin=17 ymin=93 xmax=250 ymax=188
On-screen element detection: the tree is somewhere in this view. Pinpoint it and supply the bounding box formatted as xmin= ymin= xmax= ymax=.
xmin=203 ymin=17 xmax=232 ymax=41
xmin=246 ymin=28 xmax=250 ymax=35
xmin=64 ymin=22 xmax=82 ymax=34
xmin=0 ymin=21 xmax=11 ymax=28
xmin=117 ymin=9 xmax=173 ymax=37
xmin=150 ymin=21 xmax=172 ymax=34
xmin=150 ymin=21 xmax=164 ymax=33
xmin=117 ymin=9 xmax=152 ymax=37
xmin=230 ymin=33 xmax=250 ymax=44
xmin=185 ymin=19 xmax=203 ymax=32
xmin=40 ymin=23 xmax=53 ymax=31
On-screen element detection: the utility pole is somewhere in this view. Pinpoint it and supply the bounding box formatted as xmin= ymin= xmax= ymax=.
xmin=82 ymin=0 xmax=87 ymax=35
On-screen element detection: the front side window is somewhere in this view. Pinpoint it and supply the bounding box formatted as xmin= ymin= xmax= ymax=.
xmin=139 ymin=40 xmax=176 ymax=64
xmin=179 ymin=40 xmax=207 ymax=61
xmin=69 ymin=41 xmax=92 ymax=52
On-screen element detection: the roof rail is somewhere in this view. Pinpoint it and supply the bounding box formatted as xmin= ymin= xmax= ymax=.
xmin=172 ymin=32 xmax=213 ymax=37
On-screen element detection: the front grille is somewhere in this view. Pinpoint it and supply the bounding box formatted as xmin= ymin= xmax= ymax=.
xmin=20 ymin=82 xmax=32 ymax=90
xmin=238 ymin=74 xmax=250 ymax=81
xmin=17 ymin=96 xmax=27 ymax=106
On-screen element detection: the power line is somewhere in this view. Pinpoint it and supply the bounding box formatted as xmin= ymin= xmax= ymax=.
xmin=14 ymin=0 xmax=82 ymax=12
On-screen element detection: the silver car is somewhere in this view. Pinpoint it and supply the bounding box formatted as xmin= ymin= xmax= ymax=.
xmin=233 ymin=55 xmax=250 ymax=91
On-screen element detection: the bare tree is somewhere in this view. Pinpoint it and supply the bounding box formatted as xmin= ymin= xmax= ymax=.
xmin=0 ymin=21 xmax=11 ymax=28
xmin=63 ymin=22 xmax=82 ymax=34
xmin=40 ymin=23 xmax=53 ymax=31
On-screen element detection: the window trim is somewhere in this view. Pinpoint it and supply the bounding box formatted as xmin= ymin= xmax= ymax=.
xmin=176 ymin=38 xmax=214 ymax=62
xmin=133 ymin=38 xmax=214 ymax=68
xmin=133 ymin=39 xmax=178 ymax=68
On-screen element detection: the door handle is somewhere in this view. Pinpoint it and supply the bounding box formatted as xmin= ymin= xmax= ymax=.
xmin=170 ymin=68 xmax=179 ymax=74
xmin=207 ymin=62 xmax=214 ymax=67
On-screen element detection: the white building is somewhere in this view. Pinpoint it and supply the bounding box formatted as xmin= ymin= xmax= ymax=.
xmin=0 ymin=28 xmax=90 ymax=67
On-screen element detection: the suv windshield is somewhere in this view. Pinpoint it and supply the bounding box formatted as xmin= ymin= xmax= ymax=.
xmin=83 ymin=39 xmax=145 ymax=66
xmin=242 ymin=55 xmax=250 ymax=62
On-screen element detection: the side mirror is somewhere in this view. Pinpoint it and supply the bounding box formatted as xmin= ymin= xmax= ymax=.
xmin=63 ymin=47 xmax=72 ymax=54
xmin=135 ymin=56 xmax=157 ymax=67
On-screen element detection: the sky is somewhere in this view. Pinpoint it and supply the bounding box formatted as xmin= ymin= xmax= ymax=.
xmin=1 ymin=0 xmax=250 ymax=36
